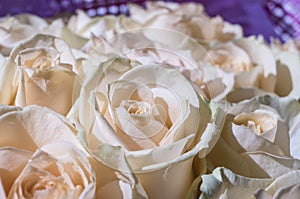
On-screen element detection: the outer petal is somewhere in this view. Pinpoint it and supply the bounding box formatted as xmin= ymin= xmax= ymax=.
xmin=15 ymin=67 xmax=76 ymax=115
xmin=0 ymin=59 xmax=17 ymax=105
xmin=0 ymin=147 xmax=32 ymax=196
xmin=234 ymin=37 xmax=277 ymax=92
xmin=257 ymin=170 xmax=300 ymax=198
xmin=200 ymin=167 xmax=272 ymax=199
xmin=0 ymin=105 xmax=82 ymax=152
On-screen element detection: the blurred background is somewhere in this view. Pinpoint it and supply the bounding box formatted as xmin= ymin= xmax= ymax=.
xmin=0 ymin=0 xmax=299 ymax=41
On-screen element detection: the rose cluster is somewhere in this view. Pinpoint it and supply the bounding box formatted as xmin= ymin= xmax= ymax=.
xmin=0 ymin=1 xmax=299 ymax=199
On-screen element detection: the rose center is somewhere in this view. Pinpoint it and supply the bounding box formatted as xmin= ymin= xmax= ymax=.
xmin=18 ymin=48 xmax=59 ymax=69
xmin=123 ymin=101 xmax=149 ymax=115
xmin=233 ymin=112 xmax=275 ymax=135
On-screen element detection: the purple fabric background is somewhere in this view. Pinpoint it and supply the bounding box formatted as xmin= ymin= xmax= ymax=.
xmin=0 ymin=0 xmax=282 ymax=41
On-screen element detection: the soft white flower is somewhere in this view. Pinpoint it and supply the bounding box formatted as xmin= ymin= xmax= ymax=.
xmin=0 ymin=105 xmax=95 ymax=198
xmin=8 ymin=142 xmax=95 ymax=199
xmin=207 ymin=95 xmax=300 ymax=178
xmin=0 ymin=34 xmax=81 ymax=115
xmin=71 ymin=62 xmax=222 ymax=199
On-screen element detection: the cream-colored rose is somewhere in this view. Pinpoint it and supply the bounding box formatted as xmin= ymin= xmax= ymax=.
xmin=0 ymin=105 xmax=96 ymax=198
xmin=198 ymin=36 xmax=279 ymax=102
xmin=207 ymin=95 xmax=300 ymax=178
xmin=0 ymin=14 xmax=48 ymax=56
xmin=71 ymin=61 xmax=222 ymax=199
xmin=0 ymin=34 xmax=80 ymax=115
xmin=200 ymin=167 xmax=300 ymax=199
xmin=8 ymin=142 xmax=95 ymax=199
xmin=128 ymin=1 xmax=243 ymax=42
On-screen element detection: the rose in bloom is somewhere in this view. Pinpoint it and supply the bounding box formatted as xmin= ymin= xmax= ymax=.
xmin=8 ymin=142 xmax=95 ymax=199
xmin=200 ymin=167 xmax=300 ymax=199
xmin=0 ymin=105 xmax=96 ymax=198
xmin=0 ymin=14 xmax=48 ymax=56
xmin=71 ymin=59 xmax=222 ymax=199
xmin=196 ymin=36 xmax=300 ymax=102
xmin=0 ymin=34 xmax=81 ymax=115
xmin=201 ymin=36 xmax=278 ymax=102
xmin=128 ymin=1 xmax=243 ymax=42
xmin=206 ymin=95 xmax=300 ymax=178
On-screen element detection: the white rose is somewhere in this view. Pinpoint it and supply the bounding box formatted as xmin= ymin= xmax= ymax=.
xmin=71 ymin=61 xmax=221 ymax=199
xmin=0 ymin=34 xmax=80 ymax=115
xmin=0 ymin=105 xmax=96 ymax=198
xmin=8 ymin=142 xmax=95 ymax=199
xmin=199 ymin=36 xmax=278 ymax=102
xmin=207 ymin=95 xmax=300 ymax=178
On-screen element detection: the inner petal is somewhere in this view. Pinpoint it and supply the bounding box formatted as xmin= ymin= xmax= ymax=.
xmin=18 ymin=48 xmax=59 ymax=69
xmin=113 ymin=100 xmax=169 ymax=150
xmin=207 ymin=43 xmax=252 ymax=73
xmin=121 ymin=100 xmax=152 ymax=127
xmin=233 ymin=112 xmax=276 ymax=135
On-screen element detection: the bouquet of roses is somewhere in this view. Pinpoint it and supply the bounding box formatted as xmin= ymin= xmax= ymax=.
xmin=0 ymin=1 xmax=299 ymax=198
